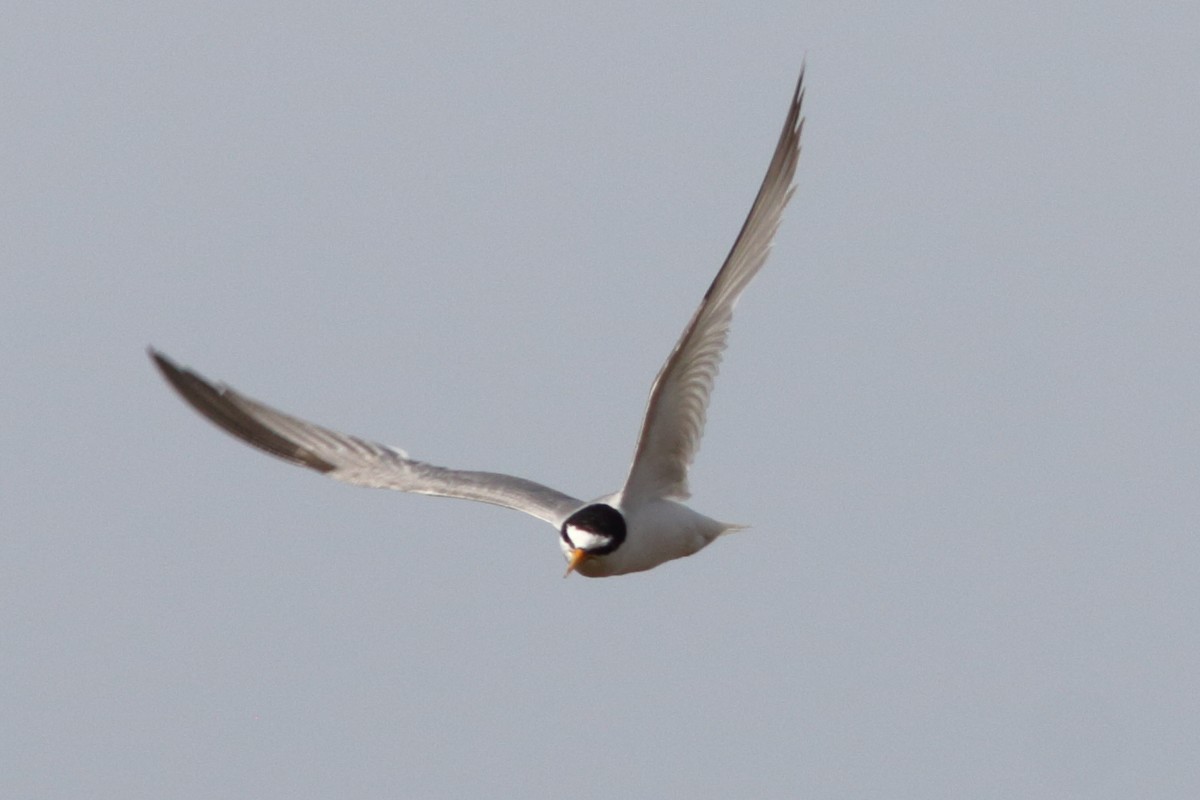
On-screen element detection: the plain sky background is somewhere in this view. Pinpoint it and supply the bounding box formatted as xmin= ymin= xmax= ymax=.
xmin=4 ymin=3 xmax=1198 ymax=798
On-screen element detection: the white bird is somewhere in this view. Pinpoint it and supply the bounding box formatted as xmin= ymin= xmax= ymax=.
xmin=150 ymin=68 xmax=805 ymax=578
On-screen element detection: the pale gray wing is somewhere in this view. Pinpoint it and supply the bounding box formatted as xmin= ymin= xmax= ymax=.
xmin=622 ymin=68 xmax=805 ymax=503
xmin=149 ymin=349 xmax=582 ymax=527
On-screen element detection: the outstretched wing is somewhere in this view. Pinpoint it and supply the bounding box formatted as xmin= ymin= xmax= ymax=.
xmin=149 ymin=349 xmax=582 ymax=527
xmin=622 ymin=68 xmax=805 ymax=503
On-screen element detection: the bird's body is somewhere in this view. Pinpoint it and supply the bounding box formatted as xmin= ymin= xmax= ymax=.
xmin=151 ymin=68 xmax=805 ymax=578
xmin=561 ymin=494 xmax=737 ymax=578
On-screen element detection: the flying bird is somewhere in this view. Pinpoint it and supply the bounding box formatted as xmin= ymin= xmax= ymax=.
xmin=150 ymin=68 xmax=805 ymax=577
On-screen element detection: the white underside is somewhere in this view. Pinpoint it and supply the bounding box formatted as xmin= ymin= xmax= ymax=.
xmin=561 ymin=493 xmax=737 ymax=578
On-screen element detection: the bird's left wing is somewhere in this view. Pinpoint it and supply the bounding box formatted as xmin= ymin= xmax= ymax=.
xmin=149 ymin=349 xmax=582 ymax=527
xmin=622 ymin=68 xmax=805 ymax=503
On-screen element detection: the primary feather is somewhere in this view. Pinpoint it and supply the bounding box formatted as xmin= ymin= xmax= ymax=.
xmin=622 ymin=68 xmax=805 ymax=503
xmin=149 ymin=350 xmax=582 ymax=526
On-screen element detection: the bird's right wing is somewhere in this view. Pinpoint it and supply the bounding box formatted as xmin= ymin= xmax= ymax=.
xmin=149 ymin=349 xmax=582 ymax=528
xmin=622 ymin=68 xmax=805 ymax=504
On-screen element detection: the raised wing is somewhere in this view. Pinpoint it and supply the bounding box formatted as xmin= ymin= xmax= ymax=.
xmin=622 ymin=68 xmax=805 ymax=503
xmin=149 ymin=349 xmax=582 ymax=527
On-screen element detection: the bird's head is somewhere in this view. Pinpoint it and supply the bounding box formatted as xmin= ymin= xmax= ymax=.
xmin=560 ymin=504 xmax=627 ymax=577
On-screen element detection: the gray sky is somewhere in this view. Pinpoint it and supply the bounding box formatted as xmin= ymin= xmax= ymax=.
xmin=4 ymin=3 xmax=1199 ymax=798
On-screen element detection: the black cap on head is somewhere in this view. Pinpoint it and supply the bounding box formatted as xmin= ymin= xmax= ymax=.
xmin=560 ymin=504 xmax=627 ymax=555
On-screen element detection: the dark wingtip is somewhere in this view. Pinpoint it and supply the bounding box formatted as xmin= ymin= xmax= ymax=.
xmin=148 ymin=348 xmax=336 ymax=473
xmin=147 ymin=346 xmax=175 ymax=379
xmin=148 ymin=347 xmax=197 ymax=400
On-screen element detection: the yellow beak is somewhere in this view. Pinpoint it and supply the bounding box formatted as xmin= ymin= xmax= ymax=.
xmin=564 ymin=548 xmax=588 ymax=577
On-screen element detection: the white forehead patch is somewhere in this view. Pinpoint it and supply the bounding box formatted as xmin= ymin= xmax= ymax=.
xmin=564 ymin=524 xmax=610 ymax=552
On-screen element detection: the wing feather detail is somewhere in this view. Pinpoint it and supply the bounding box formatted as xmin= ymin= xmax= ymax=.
xmin=623 ymin=68 xmax=805 ymax=502
xmin=149 ymin=349 xmax=582 ymax=527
